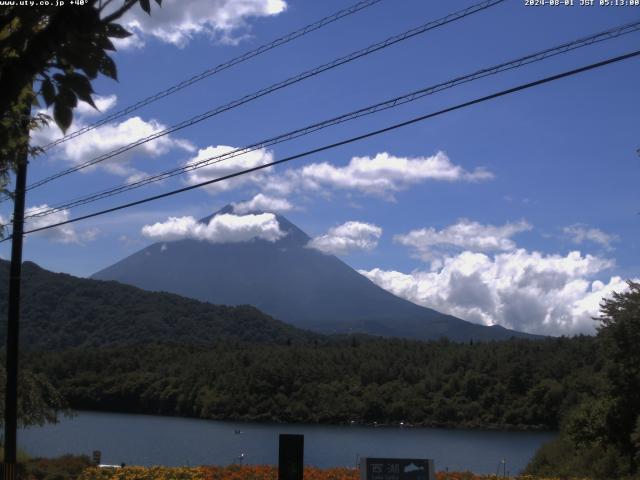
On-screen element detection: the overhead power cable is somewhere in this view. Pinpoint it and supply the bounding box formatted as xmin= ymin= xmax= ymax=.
xmin=40 ymin=0 xmax=386 ymax=151
xmin=23 ymin=0 xmax=506 ymax=193
xmin=18 ymin=20 xmax=640 ymax=223
xmin=4 ymin=48 xmax=638 ymax=242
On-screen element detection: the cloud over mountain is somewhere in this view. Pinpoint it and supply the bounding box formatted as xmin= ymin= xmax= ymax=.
xmin=395 ymin=219 xmax=532 ymax=260
xmin=360 ymin=249 xmax=631 ymax=335
xmin=233 ymin=194 xmax=293 ymax=214
xmin=141 ymin=212 xmax=285 ymax=243
xmin=308 ymin=221 xmax=382 ymax=255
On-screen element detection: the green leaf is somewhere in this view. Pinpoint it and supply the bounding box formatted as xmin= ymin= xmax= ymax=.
xmin=53 ymin=101 xmax=73 ymax=133
xmin=79 ymin=93 xmax=97 ymax=110
xmin=139 ymin=0 xmax=151 ymax=14
xmin=75 ymin=91 xmax=96 ymax=110
xmin=41 ymin=78 xmax=55 ymax=107
xmin=79 ymin=54 xmax=99 ymax=79
xmin=57 ymin=86 xmax=78 ymax=109
xmin=104 ymin=23 xmax=132 ymax=39
xmin=42 ymin=78 xmax=56 ymax=107
xmin=98 ymin=35 xmax=116 ymax=52
xmin=97 ymin=53 xmax=117 ymax=80
xmin=63 ymin=72 xmax=96 ymax=108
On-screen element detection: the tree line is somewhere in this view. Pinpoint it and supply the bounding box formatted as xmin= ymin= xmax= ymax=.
xmin=24 ymin=335 xmax=600 ymax=431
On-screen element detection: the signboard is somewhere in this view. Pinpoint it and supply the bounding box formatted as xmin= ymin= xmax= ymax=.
xmin=359 ymin=457 xmax=435 ymax=480
xmin=278 ymin=434 xmax=304 ymax=480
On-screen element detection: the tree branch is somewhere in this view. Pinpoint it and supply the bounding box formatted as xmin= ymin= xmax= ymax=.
xmin=98 ymin=0 xmax=118 ymax=13
xmin=101 ymin=0 xmax=138 ymax=25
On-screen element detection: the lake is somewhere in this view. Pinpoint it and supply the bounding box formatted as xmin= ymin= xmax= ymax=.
xmin=19 ymin=411 xmax=555 ymax=475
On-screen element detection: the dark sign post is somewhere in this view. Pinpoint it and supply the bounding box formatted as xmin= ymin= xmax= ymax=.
xmin=278 ymin=434 xmax=304 ymax=480
xmin=359 ymin=458 xmax=435 ymax=480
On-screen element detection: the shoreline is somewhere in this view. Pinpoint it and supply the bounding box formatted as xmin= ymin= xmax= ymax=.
xmin=53 ymin=408 xmax=557 ymax=434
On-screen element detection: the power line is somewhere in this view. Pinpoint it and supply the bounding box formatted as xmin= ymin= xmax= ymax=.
xmin=17 ymin=20 xmax=640 ymax=224
xmin=23 ymin=0 xmax=505 ymax=193
xmin=5 ymin=49 xmax=638 ymax=242
xmin=39 ymin=0 xmax=386 ymax=151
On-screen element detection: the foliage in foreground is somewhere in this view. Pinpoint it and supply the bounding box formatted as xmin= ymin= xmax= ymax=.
xmin=525 ymin=282 xmax=640 ymax=479
xmin=7 ymin=454 xmax=91 ymax=480
xmin=524 ymin=435 xmax=636 ymax=480
xmin=0 ymin=0 xmax=162 ymax=203
xmin=75 ymin=465 xmax=591 ymax=480
xmin=0 ymin=367 xmax=66 ymax=427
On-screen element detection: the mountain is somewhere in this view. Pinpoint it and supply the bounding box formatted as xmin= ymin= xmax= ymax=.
xmin=92 ymin=206 xmax=538 ymax=341
xmin=0 ymin=259 xmax=317 ymax=350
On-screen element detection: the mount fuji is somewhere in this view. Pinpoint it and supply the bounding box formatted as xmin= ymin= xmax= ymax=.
xmin=92 ymin=206 xmax=537 ymax=341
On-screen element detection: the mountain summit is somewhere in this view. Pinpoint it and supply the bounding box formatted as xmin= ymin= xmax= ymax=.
xmin=92 ymin=206 xmax=536 ymax=341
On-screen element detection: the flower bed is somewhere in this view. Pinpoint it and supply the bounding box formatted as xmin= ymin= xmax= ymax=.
xmin=77 ymin=465 xmax=590 ymax=480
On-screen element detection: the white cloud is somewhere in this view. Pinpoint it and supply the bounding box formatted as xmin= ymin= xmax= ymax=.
xmin=31 ymin=113 xmax=195 ymax=180
xmin=563 ymin=224 xmax=618 ymax=250
xmin=80 ymin=228 xmax=101 ymax=242
xmin=118 ymin=234 xmax=144 ymax=248
xmin=177 ymin=149 xmax=492 ymax=201
xmin=395 ymin=219 xmax=532 ymax=260
xmin=308 ymin=221 xmax=382 ymax=255
xmin=360 ymin=249 xmax=635 ymax=336
xmin=112 ymin=0 xmax=287 ymax=49
xmin=111 ymin=23 xmax=146 ymax=50
xmin=233 ymin=193 xmax=293 ymax=214
xmin=264 ymin=151 xmax=493 ymax=199
xmin=23 ymin=205 xmax=96 ymax=244
xmin=141 ymin=212 xmax=285 ymax=243
xmin=25 ymin=205 xmax=77 ymax=243
xmin=74 ymin=94 xmax=118 ymax=117
xmin=183 ymin=145 xmax=273 ymax=193
xmin=0 ymin=214 xmax=9 ymax=239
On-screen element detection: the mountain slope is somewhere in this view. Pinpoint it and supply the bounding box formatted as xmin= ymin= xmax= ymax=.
xmin=0 ymin=259 xmax=316 ymax=350
xmin=93 ymin=206 xmax=538 ymax=341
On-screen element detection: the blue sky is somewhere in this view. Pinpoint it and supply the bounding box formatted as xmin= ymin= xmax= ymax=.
xmin=2 ymin=0 xmax=639 ymax=335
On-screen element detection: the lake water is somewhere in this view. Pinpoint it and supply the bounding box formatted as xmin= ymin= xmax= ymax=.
xmin=19 ymin=411 xmax=555 ymax=475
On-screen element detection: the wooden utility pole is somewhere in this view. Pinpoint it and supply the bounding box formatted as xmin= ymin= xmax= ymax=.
xmin=3 ymin=105 xmax=30 ymax=480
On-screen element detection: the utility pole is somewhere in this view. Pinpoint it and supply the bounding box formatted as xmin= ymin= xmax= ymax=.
xmin=3 ymin=103 xmax=30 ymax=480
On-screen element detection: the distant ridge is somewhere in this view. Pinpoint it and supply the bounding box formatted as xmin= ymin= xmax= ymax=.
xmin=92 ymin=206 xmax=540 ymax=342
xmin=0 ymin=259 xmax=316 ymax=350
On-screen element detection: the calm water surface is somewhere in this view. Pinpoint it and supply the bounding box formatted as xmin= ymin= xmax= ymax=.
xmin=19 ymin=411 xmax=555 ymax=474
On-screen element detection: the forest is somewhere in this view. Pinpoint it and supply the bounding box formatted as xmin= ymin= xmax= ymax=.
xmin=24 ymin=336 xmax=600 ymax=431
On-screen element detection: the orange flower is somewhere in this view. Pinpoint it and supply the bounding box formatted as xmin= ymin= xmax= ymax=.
xmin=79 ymin=465 xmax=587 ymax=480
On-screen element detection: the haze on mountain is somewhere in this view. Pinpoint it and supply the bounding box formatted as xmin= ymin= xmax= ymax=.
xmin=93 ymin=206 xmax=538 ymax=342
